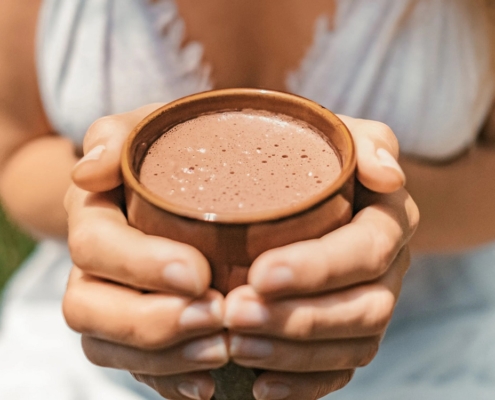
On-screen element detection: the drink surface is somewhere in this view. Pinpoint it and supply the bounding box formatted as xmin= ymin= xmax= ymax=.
xmin=140 ymin=110 xmax=341 ymax=213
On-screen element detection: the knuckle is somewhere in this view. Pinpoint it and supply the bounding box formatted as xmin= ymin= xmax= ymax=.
xmin=289 ymin=307 xmax=319 ymax=340
xmin=155 ymin=386 xmax=172 ymax=398
xmin=131 ymin=372 xmax=145 ymax=383
xmin=362 ymin=226 xmax=391 ymax=279
xmin=62 ymin=286 xmax=86 ymax=333
xmin=154 ymin=379 xmax=179 ymax=398
xmin=370 ymin=121 xmax=399 ymax=150
xmin=136 ymin=332 xmax=168 ymax=350
xmin=358 ymin=337 xmax=381 ymax=367
xmin=131 ymin=325 xmax=163 ymax=350
xmin=114 ymin=250 xmax=140 ymax=285
xmin=121 ymin=262 xmax=139 ymax=285
xmin=84 ymin=116 xmax=126 ymax=147
xmin=322 ymin=369 xmax=354 ymax=399
xmin=81 ymin=336 xmax=107 ymax=367
xmin=334 ymin=369 xmax=355 ymax=391
xmin=134 ymin=374 xmax=161 ymax=393
xmin=68 ymin=224 xmax=95 ymax=269
xmin=407 ymin=196 xmax=421 ymax=234
xmin=302 ymin=346 xmax=322 ymax=372
xmin=369 ymin=120 xmax=389 ymax=132
xmin=129 ymin=304 xmax=170 ymax=350
xmin=365 ymin=289 xmax=396 ymax=333
xmin=63 ymin=186 xmax=75 ymax=213
xmin=314 ymin=382 xmax=332 ymax=399
xmin=396 ymin=246 xmax=412 ymax=276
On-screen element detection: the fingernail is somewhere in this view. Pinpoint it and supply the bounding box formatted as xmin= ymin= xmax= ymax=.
xmin=230 ymin=335 xmax=273 ymax=359
xmin=74 ymin=145 xmax=106 ymax=168
xmin=179 ymin=298 xmax=222 ymax=329
xmin=376 ymin=148 xmax=406 ymax=182
xmin=254 ymin=382 xmax=291 ymax=400
xmin=252 ymin=266 xmax=294 ymax=293
xmin=224 ymin=299 xmax=270 ymax=328
xmin=182 ymin=335 xmax=228 ymax=362
xmin=177 ymin=381 xmax=202 ymax=400
xmin=163 ymin=262 xmax=202 ymax=295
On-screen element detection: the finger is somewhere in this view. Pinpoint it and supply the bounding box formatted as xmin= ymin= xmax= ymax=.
xmin=253 ymin=370 xmax=354 ymax=400
xmin=63 ymin=268 xmax=224 ymax=350
xmin=226 ymin=248 xmax=409 ymax=339
xmin=65 ymin=184 xmax=211 ymax=296
xmin=338 ymin=115 xmax=405 ymax=193
xmin=249 ymin=188 xmax=418 ymax=297
xmin=230 ymin=334 xmax=380 ymax=372
xmin=132 ymin=372 xmax=215 ymax=400
xmin=81 ymin=335 xmax=228 ymax=376
xmin=72 ymin=103 xmax=164 ymax=192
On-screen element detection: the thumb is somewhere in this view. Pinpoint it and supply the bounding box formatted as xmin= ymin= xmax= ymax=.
xmin=338 ymin=115 xmax=406 ymax=193
xmin=72 ymin=103 xmax=164 ymax=193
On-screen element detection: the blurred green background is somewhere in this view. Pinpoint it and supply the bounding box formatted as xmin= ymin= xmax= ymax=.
xmin=0 ymin=204 xmax=36 ymax=292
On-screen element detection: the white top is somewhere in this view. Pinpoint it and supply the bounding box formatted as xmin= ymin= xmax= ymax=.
xmin=2 ymin=1 xmax=495 ymax=399
xmin=37 ymin=0 xmax=494 ymax=159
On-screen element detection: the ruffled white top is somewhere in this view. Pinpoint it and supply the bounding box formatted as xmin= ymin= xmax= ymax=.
xmin=37 ymin=0 xmax=494 ymax=159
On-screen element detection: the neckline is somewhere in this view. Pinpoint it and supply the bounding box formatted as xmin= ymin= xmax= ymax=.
xmin=149 ymin=0 xmax=335 ymax=93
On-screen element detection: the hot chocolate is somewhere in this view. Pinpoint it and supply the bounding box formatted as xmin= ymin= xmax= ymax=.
xmin=140 ymin=110 xmax=341 ymax=213
xmin=125 ymin=90 xmax=356 ymax=400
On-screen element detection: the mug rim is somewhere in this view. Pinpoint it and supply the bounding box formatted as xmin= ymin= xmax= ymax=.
xmin=122 ymin=88 xmax=356 ymax=224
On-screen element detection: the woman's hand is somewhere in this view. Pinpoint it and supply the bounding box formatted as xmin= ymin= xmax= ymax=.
xmin=224 ymin=117 xmax=419 ymax=400
xmin=63 ymin=104 xmax=228 ymax=400
xmin=64 ymin=107 xmax=418 ymax=400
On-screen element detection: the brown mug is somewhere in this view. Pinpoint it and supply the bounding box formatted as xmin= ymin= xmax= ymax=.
xmin=122 ymin=88 xmax=356 ymax=400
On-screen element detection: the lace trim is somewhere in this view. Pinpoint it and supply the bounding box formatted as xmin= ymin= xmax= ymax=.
xmin=287 ymin=16 xmax=332 ymax=94
xmin=149 ymin=0 xmax=212 ymax=93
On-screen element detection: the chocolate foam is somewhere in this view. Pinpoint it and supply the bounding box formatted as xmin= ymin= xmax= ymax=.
xmin=140 ymin=110 xmax=341 ymax=213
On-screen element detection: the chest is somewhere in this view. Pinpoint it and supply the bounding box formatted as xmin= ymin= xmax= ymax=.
xmin=39 ymin=0 xmax=494 ymax=160
xmin=174 ymin=0 xmax=335 ymax=90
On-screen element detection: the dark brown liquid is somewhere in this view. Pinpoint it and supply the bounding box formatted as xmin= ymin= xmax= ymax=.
xmin=140 ymin=110 xmax=341 ymax=213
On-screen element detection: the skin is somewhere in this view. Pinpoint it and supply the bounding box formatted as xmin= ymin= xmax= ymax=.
xmin=402 ymin=148 xmax=495 ymax=253
xmin=0 ymin=0 xmax=76 ymax=239
xmin=0 ymin=0 xmax=491 ymax=399
xmin=65 ymin=107 xmax=416 ymax=400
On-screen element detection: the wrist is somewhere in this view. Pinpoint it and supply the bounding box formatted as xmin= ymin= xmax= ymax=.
xmin=0 ymin=135 xmax=78 ymax=238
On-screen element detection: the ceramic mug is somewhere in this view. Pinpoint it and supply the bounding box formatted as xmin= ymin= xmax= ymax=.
xmin=122 ymin=88 xmax=356 ymax=400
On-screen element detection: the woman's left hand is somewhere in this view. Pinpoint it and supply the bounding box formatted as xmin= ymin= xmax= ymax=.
xmin=224 ymin=116 xmax=419 ymax=400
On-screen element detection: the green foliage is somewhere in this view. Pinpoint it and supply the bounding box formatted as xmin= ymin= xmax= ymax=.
xmin=0 ymin=205 xmax=36 ymax=292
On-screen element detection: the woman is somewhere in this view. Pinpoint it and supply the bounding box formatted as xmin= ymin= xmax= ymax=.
xmin=0 ymin=0 xmax=492 ymax=399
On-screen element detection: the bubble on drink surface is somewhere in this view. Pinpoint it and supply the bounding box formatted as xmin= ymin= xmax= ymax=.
xmin=140 ymin=110 xmax=342 ymax=213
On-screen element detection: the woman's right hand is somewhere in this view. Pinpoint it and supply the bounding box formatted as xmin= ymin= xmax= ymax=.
xmin=63 ymin=105 xmax=227 ymax=400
